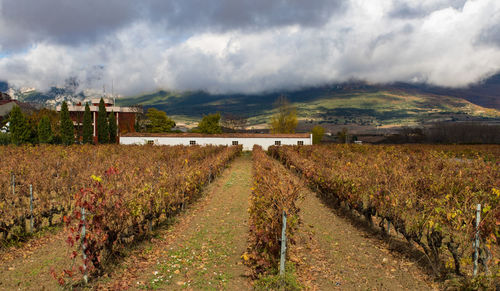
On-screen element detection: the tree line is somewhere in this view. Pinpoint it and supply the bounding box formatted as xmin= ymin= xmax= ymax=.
xmin=1 ymin=95 xmax=327 ymax=145
xmin=1 ymin=98 xmax=118 ymax=145
xmin=386 ymin=122 xmax=500 ymax=144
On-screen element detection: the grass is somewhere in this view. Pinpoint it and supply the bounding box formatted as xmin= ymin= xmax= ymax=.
xmin=140 ymin=214 xmax=236 ymax=290
xmin=254 ymin=263 xmax=302 ymax=291
xmin=136 ymin=155 xmax=252 ymax=290
xmin=0 ymin=224 xmax=61 ymax=250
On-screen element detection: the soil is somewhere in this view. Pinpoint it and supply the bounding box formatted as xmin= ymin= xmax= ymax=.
xmin=0 ymin=228 xmax=77 ymax=291
xmin=294 ymin=186 xmax=439 ymax=290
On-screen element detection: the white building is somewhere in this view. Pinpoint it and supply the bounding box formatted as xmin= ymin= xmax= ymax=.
xmin=120 ymin=133 xmax=312 ymax=150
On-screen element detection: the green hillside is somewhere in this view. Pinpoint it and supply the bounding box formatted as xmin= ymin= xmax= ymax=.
xmin=118 ymin=87 xmax=500 ymax=128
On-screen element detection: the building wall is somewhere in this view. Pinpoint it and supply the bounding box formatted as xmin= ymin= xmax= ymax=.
xmin=67 ymin=111 xmax=137 ymax=142
xmin=120 ymin=135 xmax=312 ymax=150
xmin=118 ymin=112 xmax=136 ymax=134
xmin=0 ymin=102 xmax=18 ymax=120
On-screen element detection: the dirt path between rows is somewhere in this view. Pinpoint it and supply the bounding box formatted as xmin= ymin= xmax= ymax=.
xmin=0 ymin=228 xmax=74 ymax=291
xmin=95 ymin=153 xmax=253 ymax=290
xmin=294 ymin=186 xmax=438 ymax=290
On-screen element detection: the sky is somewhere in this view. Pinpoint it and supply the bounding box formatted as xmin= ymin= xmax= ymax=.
xmin=0 ymin=0 xmax=500 ymax=96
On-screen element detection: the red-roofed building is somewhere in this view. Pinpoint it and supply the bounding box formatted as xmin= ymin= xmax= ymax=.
xmin=56 ymin=98 xmax=142 ymax=143
xmin=0 ymin=93 xmax=20 ymax=122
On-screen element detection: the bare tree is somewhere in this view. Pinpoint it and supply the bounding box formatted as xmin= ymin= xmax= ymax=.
xmin=221 ymin=113 xmax=248 ymax=131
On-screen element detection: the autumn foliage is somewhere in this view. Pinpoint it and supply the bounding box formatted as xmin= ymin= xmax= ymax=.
xmin=246 ymin=145 xmax=302 ymax=275
xmin=51 ymin=144 xmax=241 ymax=284
xmin=269 ymin=144 xmax=500 ymax=277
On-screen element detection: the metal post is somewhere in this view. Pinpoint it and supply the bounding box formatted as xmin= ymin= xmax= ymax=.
xmin=29 ymin=185 xmax=33 ymax=233
xmin=280 ymin=211 xmax=287 ymax=276
xmin=11 ymin=173 xmax=15 ymax=196
xmin=473 ymin=204 xmax=481 ymax=276
xmin=81 ymin=207 xmax=88 ymax=284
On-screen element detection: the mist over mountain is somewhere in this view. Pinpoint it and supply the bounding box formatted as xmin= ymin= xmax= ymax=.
xmin=1 ymin=72 xmax=499 ymax=125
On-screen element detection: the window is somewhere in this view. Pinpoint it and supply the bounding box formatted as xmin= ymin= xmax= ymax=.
xmin=297 ymin=141 xmax=304 ymax=146
xmin=275 ymin=141 xmax=281 ymax=146
xmin=147 ymin=140 xmax=154 ymax=145
xmin=232 ymin=141 xmax=238 ymax=146
xmin=189 ymin=140 xmax=196 ymax=145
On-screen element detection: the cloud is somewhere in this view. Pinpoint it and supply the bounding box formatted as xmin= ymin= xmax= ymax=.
xmin=388 ymin=0 xmax=468 ymax=19
xmin=0 ymin=0 xmax=500 ymax=95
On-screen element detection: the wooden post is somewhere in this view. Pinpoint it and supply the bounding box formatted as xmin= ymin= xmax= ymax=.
xmin=11 ymin=173 xmax=15 ymax=196
xmin=30 ymin=185 xmax=33 ymax=233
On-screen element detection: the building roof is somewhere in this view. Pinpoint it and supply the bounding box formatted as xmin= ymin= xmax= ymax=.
xmin=121 ymin=132 xmax=311 ymax=138
xmin=0 ymin=100 xmax=20 ymax=117
xmin=55 ymin=104 xmax=141 ymax=113
xmin=0 ymin=100 xmax=15 ymax=106
xmin=0 ymin=92 xmax=12 ymax=101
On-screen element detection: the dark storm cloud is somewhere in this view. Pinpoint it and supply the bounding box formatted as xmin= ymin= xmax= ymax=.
xmin=0 ymin=0 xmax=345 ymax=50
xmin=389 ymin=0 xmax=468 ymax=19
xmin=146 ymin=0 xmax=345 ymax=31
xmin=478 ymin=22 xmax=500 ymax=48
xmin=0 ymin=0 xmax=138 ymax=49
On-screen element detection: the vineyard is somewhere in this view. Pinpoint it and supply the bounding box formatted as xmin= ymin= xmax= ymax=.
xmin=0 ymin=143 xmax=499 ymax=289
xmin=269 ymin=144 xmax=500 ymax=279
xmin=247 ymin=145 xmax=302 ymax=274
xmin=0 ymin=145 xmax=241 ymax=282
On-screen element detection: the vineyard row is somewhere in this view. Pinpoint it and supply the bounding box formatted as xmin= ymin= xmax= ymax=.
xmin=269 ymin=144 xmax=500 ymax=277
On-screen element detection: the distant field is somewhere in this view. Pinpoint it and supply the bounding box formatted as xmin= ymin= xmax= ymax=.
xmin=118 ymin=87 xmax=500 ymax=128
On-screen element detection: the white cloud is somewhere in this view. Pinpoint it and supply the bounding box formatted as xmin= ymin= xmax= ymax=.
xmin=0 ymin=0 xmax=500 ymax=95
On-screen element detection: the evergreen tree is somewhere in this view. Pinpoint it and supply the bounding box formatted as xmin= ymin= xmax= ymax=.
xmin=108 ymin=111 xmax=117 ymax=143
xmin=37 ymin=115 xmax=53 ymax=144
xmin=135 ymin=118 xmax=141 ymax=133
xmin=60 ymin=101 xmax=74 ymax=145
xmin=97 ymin=98 xmax=109 ymax=144
xmin=82 ymin=102 xmax=93 ymax=144
xmin=9 ymin=105 xmax=31 ymax=145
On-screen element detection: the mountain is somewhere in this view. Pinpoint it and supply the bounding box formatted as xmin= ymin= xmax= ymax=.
xmin=3 ymin=85 xmax=115 ymax=107
xmin=388 ymin=74 xmax=500 ymax=110
xmin=118 ymin=85 xmax=500 ymax=129
xmin=2 ymin=74 xmax=499 ymax=129
xmin=0 ymin=77 xmax=119 ymax=107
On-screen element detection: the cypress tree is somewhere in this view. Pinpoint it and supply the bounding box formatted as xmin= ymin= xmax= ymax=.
xmin=9 ymin=105 xmax=31 ymax=145
xmin=60 ymin=101 xmax=74 ymax=145
xmin=97 ymin=98 xmax=109 ymax=144
xmin=82 ymin=102 xmax=93 ymax=144
xmin=108 ymin=111 xmax=117 ymax=143
xmin=37 ymin=115 xmax=53 ymax=144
